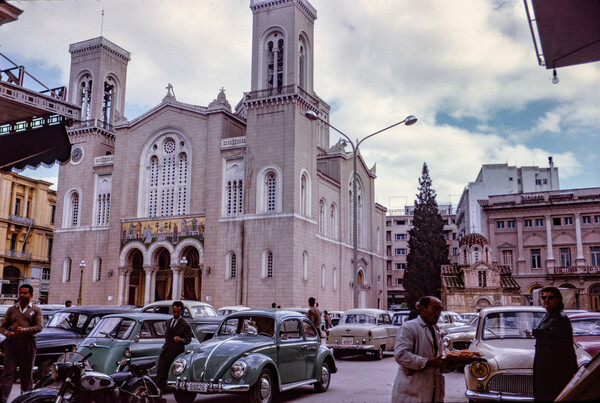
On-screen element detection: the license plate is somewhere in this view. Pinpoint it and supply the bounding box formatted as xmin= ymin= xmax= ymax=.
xmin=187 ymin=382 xmax=209 ymax=392
xmin=342 ymin=337 xmax=354 ymax=345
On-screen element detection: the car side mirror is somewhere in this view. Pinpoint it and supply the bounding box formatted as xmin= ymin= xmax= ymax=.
xmin=133 ymin=336 xmax=140 ymax=343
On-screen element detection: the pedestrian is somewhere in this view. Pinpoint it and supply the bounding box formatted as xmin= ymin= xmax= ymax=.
xmin=307 ymin=297 xmax=321 ymax=330
xmin=65 ymin=300 xmax=72 ymax=308
xmin=392 ymin=296 xmax=445 ymax=403
xmin=155 ymin=301 xmax=193 ymax=392
xmin=271 ymin=302 xmax=277 ymax=308
xmin=0 ymin=284 xmax=43 ymax=403
xmin=323 ymin=310 xmax=333 ymax=329
xmin=532 ymin=287 xmax=578 ymax=402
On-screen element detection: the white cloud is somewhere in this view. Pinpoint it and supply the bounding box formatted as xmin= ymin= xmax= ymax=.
xmin=5 ymin=0 xmax=599 ymax=207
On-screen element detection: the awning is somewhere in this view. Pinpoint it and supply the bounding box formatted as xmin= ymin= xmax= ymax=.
xmin=530 ymin=0 xmax=600 ymax=69
xmin=0 ymin=116 xmax=71 ymax=172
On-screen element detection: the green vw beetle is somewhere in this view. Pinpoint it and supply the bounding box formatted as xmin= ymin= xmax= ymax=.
xmin=167 ymin=309 xmax=337 ymax=403
xmin=77 ymin=312 xmax=200 ymax=376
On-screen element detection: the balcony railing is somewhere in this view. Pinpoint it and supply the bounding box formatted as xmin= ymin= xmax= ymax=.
xmin=8 ymin=214 xmax=34 ymax=226
xmin=4 ymin=249 xmax=32 ymax=259
xmin=550 ymin=266 xmax=600 ymax=275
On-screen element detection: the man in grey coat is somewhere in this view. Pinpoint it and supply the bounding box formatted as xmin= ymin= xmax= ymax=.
xmin=392 ymin=296 xmax=445 ymax=403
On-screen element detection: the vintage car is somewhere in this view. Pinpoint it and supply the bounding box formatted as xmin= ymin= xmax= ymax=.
xmin=464 ymin=306 xmax=591 ymax=402
xmin=77 ymin=312 xmax=200 ymax=376
xmin=325 ymin=308 xmax=395 ymax=360
xmin=34 ymin=305 xmax=135 ymax=377
xmin=323 ymin=310 xmax=343 ymax=328
xmin=556 ymin=349 xmax=600 ymax=402
xmin=141 ymin=300 xmax=217 ymax=318
xmin=443 ymin=315 xmax=479 ymax=352
xmin=570 ymin=312 xmax=600 ymax=356
xmin=217 ymin=306 xmax=251 ymax=316
xmin=187 ymin=316 xmax=223 ymax=343
xmin=392 ymin=310 xmax=412 ymax=326
xmin=437 ymin=310 xmax=467 ymax=333
xmin=167 ymin=309 xmax=336 ymax=403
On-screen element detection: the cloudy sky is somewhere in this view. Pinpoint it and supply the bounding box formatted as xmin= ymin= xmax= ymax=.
xmin=3 ymin=0 xmax=599 ymax=210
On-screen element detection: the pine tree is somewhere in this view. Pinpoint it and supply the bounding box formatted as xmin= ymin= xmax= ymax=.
xmin=404 ymin=163 xmax=449 ymax=308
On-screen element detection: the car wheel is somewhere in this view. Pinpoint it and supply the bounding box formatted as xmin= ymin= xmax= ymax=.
xmin=173 ymin=390 xmax=197 ymax=403
xmin=313 ymin=360 xmax=331 ymax=393
xmin=248 ymin=367 xmax=275 ymax=403
xmin=373 ymin=346 xmax=384 ymax=360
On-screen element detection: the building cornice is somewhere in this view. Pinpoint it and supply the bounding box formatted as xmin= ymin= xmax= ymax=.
xmin=69 ymin=37 xmax=131 ymax=63
xmin=250 ymin=0 xmax=316 ymax=21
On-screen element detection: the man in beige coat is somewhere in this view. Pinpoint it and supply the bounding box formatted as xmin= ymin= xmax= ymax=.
xmin=392 ymin=296 xmax=445 ymax=403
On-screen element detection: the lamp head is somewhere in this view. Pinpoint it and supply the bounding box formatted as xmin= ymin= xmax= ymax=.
xmin=404 ymin=115 xmax=418 ymax=126
xmin=305 ymin=110 xmax=318 ymax=121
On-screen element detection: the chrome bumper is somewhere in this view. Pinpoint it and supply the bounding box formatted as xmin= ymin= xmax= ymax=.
xmin=169 ymin=377 xmax=250 ymax=393
xmin=465 ymin=389 xmax=533 ymax=402
xmin=326 ymin=343 xmax=375 ymax=350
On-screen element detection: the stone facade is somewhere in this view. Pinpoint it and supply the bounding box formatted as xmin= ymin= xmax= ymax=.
xmin=480 ymin=188 xmax=600 ymax=310
xmin=49 ymin=0 xmax=387 ymax=311
xmin=0 ymin=172 xmax=55 ymax=303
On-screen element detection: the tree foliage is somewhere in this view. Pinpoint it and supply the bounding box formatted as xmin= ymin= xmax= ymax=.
xmin=404 ymin=163 xmax=449 ymax=308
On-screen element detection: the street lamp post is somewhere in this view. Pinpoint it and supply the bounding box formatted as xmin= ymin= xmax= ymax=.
xmin=77 ymin=260 xmax=86 ymax=306
xmin=305 ymin=110 xmax=417 ymax=308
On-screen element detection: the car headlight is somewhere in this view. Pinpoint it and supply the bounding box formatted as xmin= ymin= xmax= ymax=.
xmin=470 ymin=361 xmax=489 ymax=380
xmin=230 ymin=361 xmax=247 ymax=379
xmin=124 ymin=348 xmax=131 ymax=358
xmin=442 ymin=336 xmax=449 ymax=347
xmin=171 ymin=358 xmax=187 ymax=375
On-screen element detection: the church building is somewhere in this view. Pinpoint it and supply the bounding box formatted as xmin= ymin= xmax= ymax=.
xmin=49 ymin=0 xmax=388 ymax=310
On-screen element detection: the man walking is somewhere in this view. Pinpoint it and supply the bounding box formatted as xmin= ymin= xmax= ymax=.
xmin=155 ymin=301 xmax=193 ymax=392
xmin=307 ymin=297 xmax=321 ymax=331
xmin=0 ymin=284 xmax=43 ymax=403
xmin=392 ymin=296 xmax=445 ymax=403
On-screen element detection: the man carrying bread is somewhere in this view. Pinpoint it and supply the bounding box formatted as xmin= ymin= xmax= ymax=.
xmin=392 ymin=296 xmax=445 ymax=403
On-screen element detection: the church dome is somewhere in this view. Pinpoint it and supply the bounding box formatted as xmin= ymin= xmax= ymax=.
xmin=459 ymin=233 xmax=489 ymax=247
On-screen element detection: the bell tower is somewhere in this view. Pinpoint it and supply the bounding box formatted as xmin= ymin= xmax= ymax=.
xmin=68 ymin=37 xmax=130 ymax=127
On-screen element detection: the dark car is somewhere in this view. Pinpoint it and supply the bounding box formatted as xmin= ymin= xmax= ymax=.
xmin=570 ymin=312 xmax=600 ymax=357
xmin=34 ymin=305 xmax=135 ymax=377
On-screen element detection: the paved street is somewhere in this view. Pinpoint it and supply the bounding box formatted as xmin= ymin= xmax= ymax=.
xmin=8 ymin=352 xmax=467 ymax=402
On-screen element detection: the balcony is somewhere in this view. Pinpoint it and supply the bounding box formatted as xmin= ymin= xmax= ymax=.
xmin=8 ymin=214 xmax=34 ymax=226
xmin=4 ymin=249 xmax=32 ymax=260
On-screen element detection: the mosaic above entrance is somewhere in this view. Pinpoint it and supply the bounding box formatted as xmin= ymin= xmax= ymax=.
xmin=121 ymin=216 xmax=205 ymax=249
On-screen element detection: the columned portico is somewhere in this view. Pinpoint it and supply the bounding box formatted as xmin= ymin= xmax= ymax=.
xmin=117 ymin=266 xmax=132 ymax=305
xmin=574 ymin=213 xmax=585 ymax=266
xmin=171 ymin=266 xmax=185 ymax=301
xmin=143 ymin=265 xmax=158 ymax=305
xmin=545 ymin=215 xmax=555 ymax=269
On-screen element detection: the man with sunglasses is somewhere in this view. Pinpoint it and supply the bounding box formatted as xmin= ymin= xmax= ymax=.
xmin=532 ymin=287 xmax=577 ymax=401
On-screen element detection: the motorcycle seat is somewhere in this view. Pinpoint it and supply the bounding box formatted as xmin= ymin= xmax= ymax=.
xmin=110 ymin=372 xmax=132 ymax=383
xmin=130 ymin=359 xmax=156 ymax=372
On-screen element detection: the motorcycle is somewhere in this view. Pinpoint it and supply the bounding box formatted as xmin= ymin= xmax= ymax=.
xmin=14 ymin=352 xmax=161 ymax=403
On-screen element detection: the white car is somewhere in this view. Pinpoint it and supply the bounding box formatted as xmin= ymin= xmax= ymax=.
xmin=464 ymin=306 xmax=591 ymax=402
xmin=217 ymin=306 xmax=251 ymax=316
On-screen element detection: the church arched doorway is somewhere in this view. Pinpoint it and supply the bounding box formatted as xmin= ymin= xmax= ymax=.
xmin=128 ymin=249 xmax=144 ymax=306
xmin=154 ymin=248 xmax=172 ymax=301
xmin=589 ymin=284 xmax=600 ymax=312
xmin=181 ymin=246 xmax=201 ymax=300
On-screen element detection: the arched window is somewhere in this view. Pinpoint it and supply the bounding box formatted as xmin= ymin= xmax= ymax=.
xmin=144 ymin=137 xmax=190 ymax=217
xmin=224 ymin=159 xmax=244 ymax=216
xmin=102 ymin=78 xmax=114 ymax=129
xmin=330 ymin=203 xmax=337 ymax=239
xmin=300 ymin=173 xmax=308 ymax=216
xmin=321 ymin=265 xmax=326 ymax=289
xmin=78 ymin=74 xmax=92 ymax=122
xmin=257 ymin=166 xmax=282 ymax=214
xmin=227 ymin=251 xmax=237 ymax=279
xmin=2 ymin=266 xmax=20 ymax=296
xmin=303 ymin=251 xmax=308 ymax=281
xmin=63 ymin=258 xmax=72 ymax=283
xmin=267 ymin=173 xmax=277 ymax=212
xmin=349 ymin=177 xmax=364 ymax=246
xmin=94 ymin=176 xmax=111 ymax=227
xmin=332 ymin=267 xmax=337 ymax=291
xmin=93 ymin=257 xmax=102 ymax=282
xmin=70 ymin=192 xmax=80 ymax=227
xmin=298 ymin=40 xmax=306 ymax=89
xmin=263 ymin=250 xmax=274 ymax=279
xmin=265 ymin=34 xmax=285 ymax=93
xmin=319 ymin=200 xmax=325 ymax=235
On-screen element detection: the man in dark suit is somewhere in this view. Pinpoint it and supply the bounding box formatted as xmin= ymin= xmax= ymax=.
xmin=156 ymin=301 xmax=193 ymax=391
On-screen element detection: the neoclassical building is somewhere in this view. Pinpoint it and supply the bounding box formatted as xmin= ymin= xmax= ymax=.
xmin=49 ymin=0 xmax=388 ymax=310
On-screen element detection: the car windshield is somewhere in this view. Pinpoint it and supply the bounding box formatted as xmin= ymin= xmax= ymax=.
xmin=88 ymin=317 xmax=136 ymax=340
xmin=339 ymin=314 xmax=376 ymax=325
xmin=572 ymin=318 xmax=600 ymax=336
xmin=482 ymin=311 xmax=545 ymax=340
xmin=217 ymin=316 xmax=275 ymax=337
xmin=47 ymin=312 xmax=90 ymax=331
xmin=191 ymin=305 xmax=217 ymax=317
